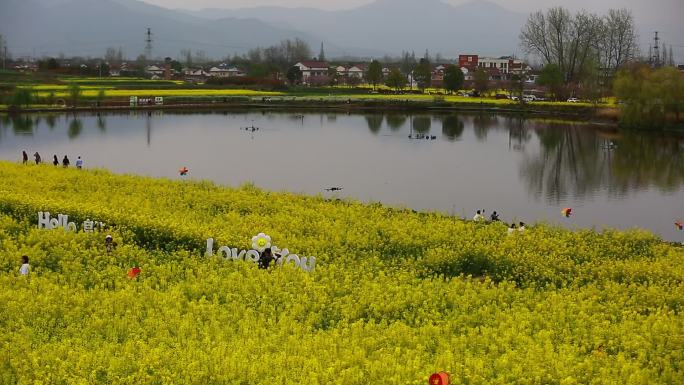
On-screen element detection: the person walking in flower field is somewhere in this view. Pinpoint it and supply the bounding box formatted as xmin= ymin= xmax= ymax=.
xmin=473 ymin=210 xmax=485 ymax=222
xmin=19 ymin=255 xmax=30 ymax=276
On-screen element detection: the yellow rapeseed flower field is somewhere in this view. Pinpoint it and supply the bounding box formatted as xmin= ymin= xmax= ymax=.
xmin=0 ymin=162 xmax=681 ymax=384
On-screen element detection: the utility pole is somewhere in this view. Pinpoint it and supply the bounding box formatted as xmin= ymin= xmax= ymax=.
xmin=145 ymin=27 xmax=153 ymax=62
xmin=1 ymin=33 xmax=5 ymax=70
xmin=652 ymin=31 xmax=661 ymax=68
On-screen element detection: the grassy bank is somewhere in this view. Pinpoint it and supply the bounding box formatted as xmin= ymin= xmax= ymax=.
xmin=0 ymin=75 xmax=611 ymax=119
xmin=0 ymin=162 xmax=682 ymax=384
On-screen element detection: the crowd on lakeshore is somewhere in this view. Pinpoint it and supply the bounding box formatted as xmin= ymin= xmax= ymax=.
xmin=472 ymin=209 xmax=526 ymax=235
xmin=22 ymin=150 xmax=83 ymax=169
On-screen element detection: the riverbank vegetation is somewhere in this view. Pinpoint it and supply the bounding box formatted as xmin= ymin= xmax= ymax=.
xmin=614 ymin=64 xmax=684 ymax=129
xmin=0 ymin=162 xmax=682 ymax=383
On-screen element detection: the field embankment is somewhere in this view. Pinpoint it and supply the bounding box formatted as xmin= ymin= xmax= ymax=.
xmin=0 ymin=162 xmax=682 ymax=384
xmin=0 ymin=75 xmax=613 ymax=121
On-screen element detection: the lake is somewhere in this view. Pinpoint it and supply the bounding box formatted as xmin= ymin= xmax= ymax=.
xmin=1 ymin=111 xmax=683 ymax=242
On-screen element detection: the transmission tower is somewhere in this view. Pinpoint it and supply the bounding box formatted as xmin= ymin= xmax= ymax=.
xmin=652 ymin=31 xmax=660 ymax=68
xmin=145 ymin=27 xmax=153 ymax=61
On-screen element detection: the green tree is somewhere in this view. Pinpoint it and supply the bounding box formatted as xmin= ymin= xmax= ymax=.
xmin=385 ymin=68 xmax=407 ymax=92
xmin=328 ymin=66 xmax=339 ymax=86
xmin=443 ymin=65 xmax=465 ymax=94
xmin=537 ymin=64 xmax=564 ymax=100
xmin=474 ymin=69 xmax=489 ymax=96
xmin=170 ymin=60 xmax=183 ymax=74
xmin=46 ymin=91 xmax=56 ymax=106
xmin=68 ymin=83 xmax=82 ymax=107
xmin=510 ymin=74 xmax=525 ymax=102
xmin=249 ymin=64 xmax=268 ymax=78
xmin=9 ymin=87 xmax=34 ymax=108
xmin=286 ymin=66 xmax=302 ymax=86
xmin=367 ymin=60 xmax=383 ymax=90
xmin=614 ymin=64 xmax=684 ymax=128
xmin=96 ymin=89 xmax=106 ymax=105
xmin=414 ymin=58 xmax=432 ymax=92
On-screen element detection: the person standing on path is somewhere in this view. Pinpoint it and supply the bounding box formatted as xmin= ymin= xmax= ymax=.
xmin=34 ymin=152 xmax=41 ymax=165
xmin=75 ymin=156 xmax=83 ymax=169
xmin=22 ymin=150 xmax=28 ymax=164
xmin=53 ymin=155 xmax=59 ymax=166
xmin=62 ymin=155 xmax=70 ymax=168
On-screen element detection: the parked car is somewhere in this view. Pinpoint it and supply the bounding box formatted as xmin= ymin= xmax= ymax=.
xmin=522 ymin=95 xmax=536 ymax=102
xmin=567 ymin=97 xmax=580 ymax=103
xmin=509 ymin=95 xmax=519 ymax=101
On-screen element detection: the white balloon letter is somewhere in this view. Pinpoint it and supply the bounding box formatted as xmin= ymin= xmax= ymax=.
xmin=246 ymin=250 xmax=260 ymax=263
xmin=206 ymin=238 xmax=214 ymax=257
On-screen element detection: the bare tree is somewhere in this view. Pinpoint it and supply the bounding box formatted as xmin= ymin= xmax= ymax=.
xmin=245 ymin=39 xmax=312 ymax=74
xmin=104 ymin=47 xmax=123 ymax=67
xmin=520 ymin=7 xmax=629 ymax=84
xmin=598 ymin=9 xmax=638 ymax=75
xmin=180 ymin=49 xmax=193 ymax=67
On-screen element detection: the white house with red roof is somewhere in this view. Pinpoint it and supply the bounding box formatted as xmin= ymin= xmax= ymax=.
xmin=294 ymin=61 xmax=330 ymax=85
xmin=347 ymin=64 xmax=367 ymax=79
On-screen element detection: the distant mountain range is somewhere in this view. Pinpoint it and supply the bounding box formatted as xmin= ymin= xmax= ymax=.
xmin=186 ymin=0 xmax=527 ymax=58
xmin=0 ymin=0 xmax=526 ymax=60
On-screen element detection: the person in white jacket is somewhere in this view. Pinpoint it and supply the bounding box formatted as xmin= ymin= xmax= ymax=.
xmin=19 ymin=255 xmax=30 ymax=275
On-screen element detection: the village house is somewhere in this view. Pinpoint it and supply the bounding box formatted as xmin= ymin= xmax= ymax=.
xmin=431 ymin=64 xmax=447 ymax=88
xmin=208 ymin=63 xmax=246 ymax=78
xmin=347 ymin=64 xmax=367 ymax=80
xmin=294 ymin=61 xmax=330 ymax=85
xmin=458 ymin=54 xmax=525 ymax=80
xmin=182 ymin=67 xmax=209 ymax=83
xmin=145 ymin=65 xmax=164 ymax=77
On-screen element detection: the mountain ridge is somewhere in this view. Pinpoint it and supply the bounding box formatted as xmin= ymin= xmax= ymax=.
xmin=0 ymin=0 xmax=525 ymax=59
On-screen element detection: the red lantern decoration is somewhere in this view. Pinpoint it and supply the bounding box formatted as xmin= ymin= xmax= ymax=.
xmin=429 ymin=372 xmax=449 ymax=385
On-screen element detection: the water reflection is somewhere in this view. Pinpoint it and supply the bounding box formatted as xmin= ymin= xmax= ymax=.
xmin=441 ymin=115 xmax=465 ymax=141
xmin=412 ymin=116 xmax=431 ymax=134
xmin=12 ymin=115 xmax=34 ymax=135
xmin=96 ymin=114 xmax=106 ymax=132
xmin=68 ymin=118 xmax=83 ymax=139
xmin=45 ymin=115 xmax=56 ymax=129
xmin=521 ymin=122 xmax=684 ymax=202
xmin=365 ymin=115 xmax=383 ymax=134
xmin=0 ymin=111 xmax=683 ymax=240
xmin=386 ymin=114 xmax=406 ymax=131
xmin=473 ymin=114 xmax=498 ymax=141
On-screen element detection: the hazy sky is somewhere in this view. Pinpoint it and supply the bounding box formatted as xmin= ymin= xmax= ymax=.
xmin=142 ymin=0 xmax=684 ymax=19
xmin=142 ymin=0 xmax=684 ymax=43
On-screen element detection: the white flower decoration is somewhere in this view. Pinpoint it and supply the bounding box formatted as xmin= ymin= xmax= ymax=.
xmin=251 ymin=233 xmax=271 ymax=252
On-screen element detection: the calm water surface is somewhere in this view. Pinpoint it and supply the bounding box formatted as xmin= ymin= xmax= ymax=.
xmin=1 ymin=111 xmax=683 ymax=241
